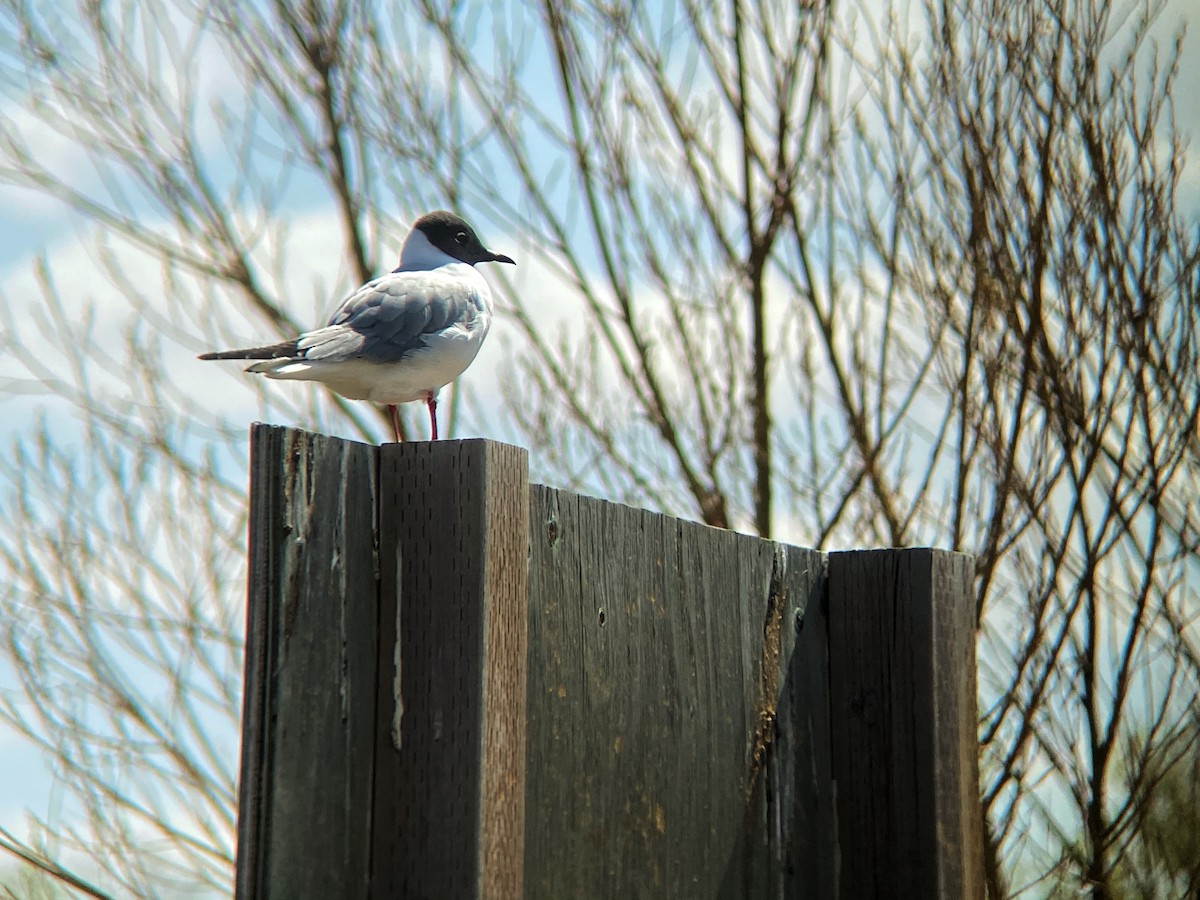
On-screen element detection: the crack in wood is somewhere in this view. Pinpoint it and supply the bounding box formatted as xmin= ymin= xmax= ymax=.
xmin=744 ymin=544 xmax=789 ymax=828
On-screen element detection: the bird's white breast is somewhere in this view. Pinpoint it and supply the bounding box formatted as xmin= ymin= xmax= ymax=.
xmin=295 ymin=263 xmax=494 ymax=404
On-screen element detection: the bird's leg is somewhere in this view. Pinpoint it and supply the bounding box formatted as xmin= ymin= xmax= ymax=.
xmin=427 ymin=395 xmax=439 ymax=441
xmin=388 ymin=404 xmax=403 ymax=443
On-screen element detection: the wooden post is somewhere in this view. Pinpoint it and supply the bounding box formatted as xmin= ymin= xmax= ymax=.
xmin=236 ymin=427 xmax=528 ymax=900
xmin=827 ymin=549 xmax=983 ymax=900
xmin=372 ymin=439 xmax=529 ymax=898
xmin=237 ymin=425 xmax=379 ymax=900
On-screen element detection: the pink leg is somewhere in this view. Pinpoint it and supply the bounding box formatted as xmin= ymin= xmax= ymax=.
xmin=388 ymin=404 xmax=402 ymax=443
xmin=427 ymin=396 xmax=439 ymax=440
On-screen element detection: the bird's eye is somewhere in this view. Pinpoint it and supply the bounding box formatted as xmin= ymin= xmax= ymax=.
xmin=455 ymin=231 xmax=467 ymax=244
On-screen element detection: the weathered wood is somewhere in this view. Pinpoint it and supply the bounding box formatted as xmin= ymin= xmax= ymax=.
xmin=827 ymin=548 xmax=982 ymax=900
xmin=372 ymin=440 xmax=529 ymax=899
xmin=748 ymin=547 xmax=837 ymax=899
xmin=237 ymin=424 xmax=379 ymax=900
xmin=236 ymin=429 xmax=984 ymax=900
xmin=524 ymin=486 xmax=832 ymax=898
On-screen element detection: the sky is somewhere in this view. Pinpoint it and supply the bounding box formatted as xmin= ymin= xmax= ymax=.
xmin=0 ymin=0 xmax=1198 ymax=896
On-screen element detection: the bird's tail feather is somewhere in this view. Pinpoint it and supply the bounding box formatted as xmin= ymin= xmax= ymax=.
xmin=198 ymin=340 xmax=300 ymax=361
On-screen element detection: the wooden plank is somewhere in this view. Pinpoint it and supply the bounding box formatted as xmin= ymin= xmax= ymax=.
xmin=236 ymin=425 xmax=379 ymax=900
xmin=524 ymin=487 xmax=830 ymax=898
xmin=371 ymin=440 xmax=529 ymax=899
xmin=827 ymin=549 xmax=982 ymax=900
xmin=739 ymin=545 xmax=837 ymax=899
xmin=235 ymin=430 xmax=978 ymax=898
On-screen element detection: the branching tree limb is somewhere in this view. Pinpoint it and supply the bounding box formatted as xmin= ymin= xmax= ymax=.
xmin=0 ymin=0 xmax=1196 ymax=896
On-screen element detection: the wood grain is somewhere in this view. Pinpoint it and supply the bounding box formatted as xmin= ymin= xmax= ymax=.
xmin=372 ymin=440 xmax=529 ymax=900
xmin=236 ymin=430 xmax=983 ymax=899
xmin=827 ymin=548 xmax=982 ymax=900
xmin=524 ymin=486 xmax=830 ymax=898
xmin=237 ymin=424 xmax=379 ymax=900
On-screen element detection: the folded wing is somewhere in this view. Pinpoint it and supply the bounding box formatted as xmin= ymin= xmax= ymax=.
xmin=316 ymin=269 xmax=485 ymax=364
xmin=201 ymin=269 xmax=486 ymax=371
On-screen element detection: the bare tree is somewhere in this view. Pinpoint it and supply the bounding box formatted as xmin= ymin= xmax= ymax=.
xmin=0 ymin=293 xmax=245 ymax=895
xmin=844 ymin=4 xmax=1200 ymax=895
xmin=0 ymin=0 xmax=1196 ymax=896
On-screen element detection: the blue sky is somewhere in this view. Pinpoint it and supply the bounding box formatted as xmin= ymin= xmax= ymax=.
xmin=1 ymin=0 xmax=1198 ymax=894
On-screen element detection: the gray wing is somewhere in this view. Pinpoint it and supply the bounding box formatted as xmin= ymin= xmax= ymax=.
xmin=295 ymin=270 xmax=484 ymax=364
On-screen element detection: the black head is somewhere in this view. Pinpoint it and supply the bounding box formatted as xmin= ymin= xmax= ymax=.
xmin=412 ymin=210 xmax=515 ymax=266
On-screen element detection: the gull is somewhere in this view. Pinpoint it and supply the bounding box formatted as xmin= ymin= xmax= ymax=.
xmin=200 ymin=210 xmax=514 ymax=441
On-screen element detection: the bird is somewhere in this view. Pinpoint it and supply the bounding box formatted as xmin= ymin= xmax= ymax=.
xmin=200 ymin=210 xmax=514 ymax=442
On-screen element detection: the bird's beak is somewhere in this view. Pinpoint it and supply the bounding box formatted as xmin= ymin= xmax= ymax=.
xmin=488 ymin=251 xmax=516 ymax=265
